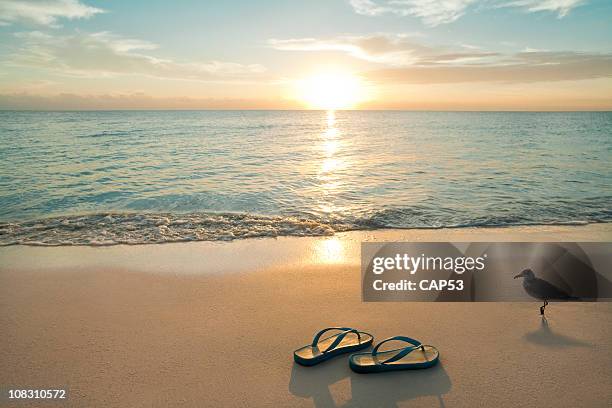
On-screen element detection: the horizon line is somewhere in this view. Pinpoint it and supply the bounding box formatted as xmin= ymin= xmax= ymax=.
xmin=2 ymin=108 xmax=612 ymax=113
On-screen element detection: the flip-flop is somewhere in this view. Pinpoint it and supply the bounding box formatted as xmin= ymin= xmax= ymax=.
xmin=294 ymin=327 xmax=374 ymax=366
xmin=349 ymin=336 xmax=439 ymax=373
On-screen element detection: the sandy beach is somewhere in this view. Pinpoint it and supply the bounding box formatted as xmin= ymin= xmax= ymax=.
xmin=1 ymin=224 xmax=611 ymax=407
xmin=2 ymin=1 xmax=611 ymax=406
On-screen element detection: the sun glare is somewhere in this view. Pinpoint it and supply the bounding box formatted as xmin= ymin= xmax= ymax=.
xmin=296 ymin=71 xmax=367 ymax=110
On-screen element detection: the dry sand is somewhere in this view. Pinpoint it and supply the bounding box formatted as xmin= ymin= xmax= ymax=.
xmin=1 ymin=224 xmax=611 ymax=407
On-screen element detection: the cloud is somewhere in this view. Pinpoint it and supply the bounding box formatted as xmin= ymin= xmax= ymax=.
xmin=367 ymin=51 xmax=612 ymax=83
xmin=8 ymin=31 xmax=266 ymax=81
xmin=270 ymin=34 xmax=612 ymax=84
xmin=2 ymin=89 xmax=610 ymax=111
xmin=268 ymin=34 xmax=498 ymax=67
xmin=348 ymin=0 xmax=586 ymax=26
xmin=498 ymin=0 xmax=586 ymax=17
xmin=0 ymin=92 xmax=300 ymax=110
xmin=0 ymin=0 xmax=103 ymax=27
xmin=349 ymin=0 xmax=476 ymax=25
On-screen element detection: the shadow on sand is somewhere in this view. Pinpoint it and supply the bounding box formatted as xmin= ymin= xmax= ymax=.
xmin=524 ymin=317 xmax=592 ymax=348
xmin=289 ymin=356 xmax=451 ymax=407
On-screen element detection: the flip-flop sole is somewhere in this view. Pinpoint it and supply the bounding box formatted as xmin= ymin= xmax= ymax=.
xmin=349 ymin=345 xmax=439 ymax=373
xmin=294 ymin=332 xmax=373 ymax=366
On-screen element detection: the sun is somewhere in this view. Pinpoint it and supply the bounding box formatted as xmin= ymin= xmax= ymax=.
xmin=296 ymin=71 xmax=368 ymax=110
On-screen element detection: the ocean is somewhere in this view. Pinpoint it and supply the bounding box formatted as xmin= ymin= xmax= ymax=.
xmin=0 ymin=110 xmax=610 ymax=245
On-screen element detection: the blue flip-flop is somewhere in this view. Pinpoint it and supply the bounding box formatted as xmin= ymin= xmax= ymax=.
xmin=294 ymin=327 xmax=374 ymax=366
xmin=349 ymin=336 xmax=439 ymax=373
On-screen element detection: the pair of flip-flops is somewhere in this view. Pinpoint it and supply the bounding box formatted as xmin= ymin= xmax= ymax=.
xmin=293 ymin=327 xmax=439 ymax=373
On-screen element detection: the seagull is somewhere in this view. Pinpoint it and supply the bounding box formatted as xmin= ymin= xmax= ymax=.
xmin=514 ymin=269 xmax=578 ymax=315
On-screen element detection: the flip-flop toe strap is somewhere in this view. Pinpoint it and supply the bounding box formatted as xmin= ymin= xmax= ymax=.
xmin=311 ymin=327 xmax=362 ymax=353
xmin=372 ymin=336 xmax=424 ymax=364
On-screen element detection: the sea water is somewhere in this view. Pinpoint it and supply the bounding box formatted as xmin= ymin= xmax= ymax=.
xmin=0 ymin=110 xmax=610 ymax=245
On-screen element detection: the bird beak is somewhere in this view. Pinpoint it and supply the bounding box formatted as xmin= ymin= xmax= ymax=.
xmin=513 ymin=273 xmax=522 ymax=279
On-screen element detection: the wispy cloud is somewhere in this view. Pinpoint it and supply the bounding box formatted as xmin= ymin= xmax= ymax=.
xmin=270 ymin=33 xmax=612 ymax=83
xmin=8 ymin=31 xmax=266 ymax=81
xmin=368 ymin=51 xmax=612 ymax=83
xmin=0 ymin=0 xmax=103 ymax=27
xmin=268 ymin=34 xmax=498 ymax=67
xmin=349 ymin=0 xmax=477 ymax=26
xmin=349 ymin=0 xmax=586 ymax=26
xmin=498 ymin=0 xmax=586 ymax=17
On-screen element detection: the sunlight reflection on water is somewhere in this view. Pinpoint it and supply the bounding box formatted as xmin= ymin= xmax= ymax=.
xmin=1 ymin=110 xmax=610 ymax=233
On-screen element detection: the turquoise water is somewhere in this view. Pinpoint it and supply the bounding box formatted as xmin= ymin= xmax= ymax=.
xmin=0 ymin=110 xmax=610 ymax=245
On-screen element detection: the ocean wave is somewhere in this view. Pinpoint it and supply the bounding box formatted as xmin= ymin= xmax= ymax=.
xmin=0 ymin=211 xmax=609 ymax=246
xmin=0 ymin=212 xmax=344 ymax=246
xmin=78 ymin=129 xmax=144 ymax=138
xmin=350 ymin=205 xmax=611 ymax=230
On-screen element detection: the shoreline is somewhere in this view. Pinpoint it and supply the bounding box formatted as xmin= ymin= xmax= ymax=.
xmin=2 ymin=210 xmax=610 ymax=246
xmin=1 ymin=223 xmax=610 ymax=275
xmin=1 ymin=223 xmax=611 ymax=407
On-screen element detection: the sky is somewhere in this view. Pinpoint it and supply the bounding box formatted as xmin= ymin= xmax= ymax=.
xmin=0 ymin=0 xmax=611 ymax=110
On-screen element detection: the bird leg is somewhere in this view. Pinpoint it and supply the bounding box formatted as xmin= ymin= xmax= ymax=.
xmin=540 ymin=299 xmax=548 ymax=315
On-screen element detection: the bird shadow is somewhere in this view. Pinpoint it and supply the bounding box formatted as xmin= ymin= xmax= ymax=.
xmin=289 ymin=356 xmax=452 ymax=408
xmin=524 ymin=317 xmax=592 ymax=348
